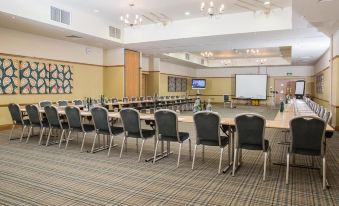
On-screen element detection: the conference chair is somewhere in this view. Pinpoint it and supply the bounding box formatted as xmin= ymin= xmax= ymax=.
xmin=318 ymin=106 xmax=324 ymax=117
xmin=223 ymin=95 xmax=233 ymax=108
xmin=57 ymin=100 xmax=68 ymax=107
xmin=192 ymin=111 xmax=230 ymax=174
xmin=119 ymin=108 xmax=155 ymax=161
xmin=39 ymin=100 xmax=52 ymax=108
xmin=73 ymin=99 xmax=83 ymax=106
xmin=64 ymin=106 xmax=95 ymax=151
xmin=233 ymin=113 xmax=271 ymax=181
xmin=154 ymin=109 xmax=191 ymax=167
xmin=44 ymin=106 xmax=69 ymax=146
xmin=25 ymin=104 xmax=49 ymax=144
xmin=8 ymin=103 xmax=30 ymax=141
xmin=286 ymin=116 xmax=327 ymax=189
xmin=90 ymin=106 xmax=124 ymax=155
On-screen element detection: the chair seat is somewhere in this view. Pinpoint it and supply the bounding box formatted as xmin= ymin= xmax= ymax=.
xmin=83 ymin=124 xmax=95 ymax=132
xmin=199 ymin=136 xmax=229 ymax=147
xmin=110 ymin=126 xmax=124 ymax=135
xmin=159 ymin=132 xmax=190 ymax=142
xmin=240 ymin=139 xmax=269 ymax=151
xmin=128 ymin=129 xmax=155 ymax=139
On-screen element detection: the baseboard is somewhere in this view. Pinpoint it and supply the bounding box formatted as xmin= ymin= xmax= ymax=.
xmin=0 ymin=124 xmax=12 ymax=131
xmin=335 ymin=126 xmax=339 ymax=131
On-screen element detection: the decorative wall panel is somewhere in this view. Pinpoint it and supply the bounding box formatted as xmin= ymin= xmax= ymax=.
xmin=0 ymin=58 xmax=20 ymax=94
xmin=20 ymin=61 xmax=49 ymax=94
xmin=181 ymin=79 xmax=187 ymax=92
xmin=168 ymin=76 xmax=176 ymax=92
xmin=49 ymin=64 xmax=73 ymax=94
xmin=168 ymin=76 xmax=187 ymax=92
xmin=175 ymin=78 xmax=182 ymax=92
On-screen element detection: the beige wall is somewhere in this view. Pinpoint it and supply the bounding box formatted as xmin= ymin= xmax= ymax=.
xmin=103 ymin=66 xmax=124 ymax=99
xmin=0 ymin=55 xmax=104 ymax=125
xmin=313 ymin=68 xmax=331 ymax=109
xmin=146 ymin=72 xmax=160 ymax=96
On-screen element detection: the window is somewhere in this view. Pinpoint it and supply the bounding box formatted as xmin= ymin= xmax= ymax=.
xmin=316 ymin=74 xmax=324 ymax=94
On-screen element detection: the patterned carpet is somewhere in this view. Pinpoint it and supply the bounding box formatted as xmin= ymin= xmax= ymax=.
xmin=0 ymin=105 xmax=338 ymax=206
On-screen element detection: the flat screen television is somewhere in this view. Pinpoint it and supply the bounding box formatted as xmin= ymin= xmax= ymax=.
xmin=192 ymin=79 xmax=206 ymax=89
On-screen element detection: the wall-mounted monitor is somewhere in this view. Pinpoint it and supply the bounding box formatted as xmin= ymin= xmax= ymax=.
xmin=192 ymin=79 xmax=206 ymax=89
xmin=235 ymin=74 xmax=268 ymax=100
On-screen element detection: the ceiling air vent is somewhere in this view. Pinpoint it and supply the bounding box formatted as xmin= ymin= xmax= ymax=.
xmin=51 ymin=6 xmax=70 ymax=25
xmin=65 ymin=35 xmax=82 ymax=39
xmin=109 ymin=26 xmax=121 ymax=39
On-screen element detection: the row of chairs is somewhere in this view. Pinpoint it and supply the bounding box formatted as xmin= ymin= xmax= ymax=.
xmin=304 ymin=97 xmax=332 ymax=125
xmin=7 ymin=103 xmax=328 ymax=189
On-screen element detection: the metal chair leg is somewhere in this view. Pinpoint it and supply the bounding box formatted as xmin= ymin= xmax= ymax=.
xmin=138 ymin=139 xmax=145 ymax=162
xmin=202 ymin=145 xmax=205 ymax=162
xmin=263 ymin=152 xmax=267 ymax=181
xmin=91 ymin=133 xmax=98 ymax=153
xmin=26 ymin=126 xmax=33 ymax=143
xmin=80 ymin=132 xmax=87 ymax=152
xmin=286 ymin=153 xmax=290 ymax=185
xmin=45 ymin=128 xmax=53 ymax=146
xmin=153 ymin=140 xmax=159 ymax=164
xmin=20 ymin=125 xmax=27 ymax=142
xmin=120 ymin=136 xmax=126 ymax=158
xmin=64 ymin=130 xmax=72 ymax=150
xmin=9 ymin=124 xmax=15 ymax=141
xmin=136 ymin=138 xmax=139 ymax=153
xmin=38 ymin=128 xmax=45 ymax=145
xmin=218 ymin=148 xmax=224 ymax=174
xmin=108 ymin=135 xmax=114 ymax=157
xmin=191 ymin=144 xmax=197 ymax=170
xmin=188 ymin=139 xmax=192 ymax=160
xmin=232 ymin=148 xmax=238 ymax=176
xmin=323 ymin=157 xmax=326 ymax=190
xmin=59 ymin=129 xmax=66 ymax=148
xmin=177 ymin=143 xmax=182 ymax=168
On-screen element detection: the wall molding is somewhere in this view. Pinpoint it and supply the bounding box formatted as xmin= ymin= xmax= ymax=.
xmin=0 ymin=124 xmax=12 ymax=131
xmin=103 ymin=65 xmax=124 ymax=68
xmin=0 ymin=52 xmax=103 ymax=67
xmin=313 ymin=67 xmax=330 ymax=77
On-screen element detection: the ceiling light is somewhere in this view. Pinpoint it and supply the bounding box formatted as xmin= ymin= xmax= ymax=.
xmin=201 ymin=1 xmax=225 ymax=17
xmin=200 ymin=51 xmax=213 ymax=58
xmin=185 ymin=11 xmax=191 ymax=16
xmin=120 ymin=4 xmax=142 ymax=27
xmin=93 ymin=9 xmax=100 ymax=13
xmin=319 ymin=0 xmax=333 ymax=2
xmin=264 ymin=1 xmax=271 ymax=5
xmin=221 ymin=59 xmax=232 ymax=66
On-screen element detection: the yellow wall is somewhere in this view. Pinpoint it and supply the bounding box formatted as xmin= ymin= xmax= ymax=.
xmin=146 ymin=72 xmax=160 ymax=96
xmin=103 ymin=66 xmax=124 ymax=99
xmin=0 ymin=54 xmax=104 ymax=125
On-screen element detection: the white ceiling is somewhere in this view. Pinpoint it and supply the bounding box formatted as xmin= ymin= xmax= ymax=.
xmin=58 ymin=0 xmax=291 ymax=25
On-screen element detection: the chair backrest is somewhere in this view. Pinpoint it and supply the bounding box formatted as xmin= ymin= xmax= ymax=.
xmin=120 ymin=108 xmax=141 ymax=135
xmin=73 ymin=99 xmax=83 ymax=106
xmin=8 ymin=103 xmax=23 ymax=124
xmin=290 ymin=116 xmax=326 ymax=156
xmin=155 ymin=109 xmax=179 ymax=141
xmin=25 ymin=104 xmax=42 ymax=125
xmin=318 ymin=106 xmax=325 ymax=118
xmin=57 ymin=100 xmax=68 ymax=107
xmin=65 ymin=106 xmax=83 ymax=130
xmin=44 ymin=106 xmax=61 ymax=127
xmin=140 ymin=96 xmax=145 ymax=101
xmin=323 ymin=111 xmax=332 ymax=125
xmin=112 ymin=97 xmax=118 ymax=103
xmin=224 ymin=95 xmax=229 ymax=101
xmin=123 ymin=97 xmax=129 ymax=102
xmin=193 ymin=111 xmax=221 ymax=146
xmin=91 ymin=106 xmax=111 ymax=133
xmin=235 ymin=113 xmax=266 ymax=150
xmin=39 ymin=100 xmax=52 ymax=108
xmin=131 ymin=97 xmax=137 ymax=102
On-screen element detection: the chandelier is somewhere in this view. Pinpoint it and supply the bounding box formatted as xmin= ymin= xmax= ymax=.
xmin=200 ymin=1 xmax=225 ymax=17
xmin=200 ymin=51 xmax=213 ymax=58
xmin=120 ymin=4 xmax=142 ymax=27
xmin=256 ymin=59 xmax=267 ymax=64
xmin=221 ymin=59 xmax=232 ymax=66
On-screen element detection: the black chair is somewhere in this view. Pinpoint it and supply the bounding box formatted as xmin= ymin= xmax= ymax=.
xmin=39 ymin=100 xmax=52 ymax=108
xmin=286 ymin=116 xmax=327 ymax=189
xmin=233 ymin=113 xmax=270 ymax=181
xmin=57 ymin=100 xmax=68 ymax=107
xmin=8 ymin=103 xmax=30 ymax=141
xmin=25 ymin=104 xmax=49 ymax=144
xmin=154 ymin=109 xmax=191 ymax=167
xmin=64 ymin=106 xmax=95 ymax=151
xmin=120 ymin=108 xmax=155 ymax=161
xmin=44 ymin=106 xmax=69 ymax=146
xmin=91 ymin=106 xmax=124 ymax=155
xmin=192 ymin=111 xmax=230 ymax=174
xmin=73 ymin=99 xmax=83 ymax=106
xmin=223 ymin=95 xmax=233 ymax=108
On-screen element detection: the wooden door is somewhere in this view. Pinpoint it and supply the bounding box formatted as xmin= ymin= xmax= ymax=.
xmin=125 ymin=50 xmax=140 ymax=97
xmin=142 ymin=74 xmax=147 ymax=96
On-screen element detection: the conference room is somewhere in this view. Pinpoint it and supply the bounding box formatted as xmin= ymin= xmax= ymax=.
xmin=0 ymin=0 xmax=338 ymax=205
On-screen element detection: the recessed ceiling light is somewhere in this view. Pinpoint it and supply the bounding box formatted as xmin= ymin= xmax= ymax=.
xmin=264 ymin=1 xmax=271 ymax=5
xmin=93 ymin=9 xmax=100 ymax=13
xmin=185 ymin=11 xmax=190 ymax=16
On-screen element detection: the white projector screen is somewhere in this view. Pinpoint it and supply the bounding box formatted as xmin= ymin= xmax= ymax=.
xmin=236 ymin=74 xmax=268 ymax=100
xmin=295 ymin=81 xmax=305 ymax=95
